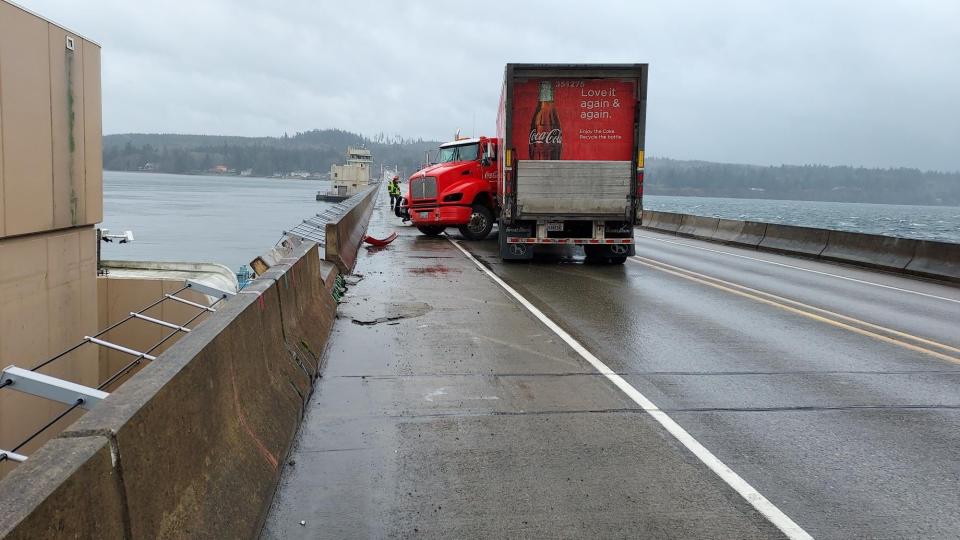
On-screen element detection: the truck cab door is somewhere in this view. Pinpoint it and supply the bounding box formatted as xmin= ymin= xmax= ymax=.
xmin=481 ymin=141 xmax=499 ymax=193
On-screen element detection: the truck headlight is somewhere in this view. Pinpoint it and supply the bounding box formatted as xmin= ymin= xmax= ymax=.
xmin=443 ymin=193 xmax=463 ymax=202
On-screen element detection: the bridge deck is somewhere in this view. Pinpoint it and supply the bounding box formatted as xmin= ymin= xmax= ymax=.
xmin=264 ymin=195 xmax=960 ymax=539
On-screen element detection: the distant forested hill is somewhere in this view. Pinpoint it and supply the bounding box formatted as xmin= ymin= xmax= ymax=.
xmin=645 ymin=158 xmax=960 ymax=206
xmin=103 ymin=129 xmax=439 ymax=178
xmin=103 ymin=131 xmax=959 ymax=206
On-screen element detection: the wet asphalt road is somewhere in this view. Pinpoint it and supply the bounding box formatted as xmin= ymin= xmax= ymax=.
xmin=264 ymin=196 xmax=960 ymax=539
xmin=466 ymin=229 xmax=960 ymax=539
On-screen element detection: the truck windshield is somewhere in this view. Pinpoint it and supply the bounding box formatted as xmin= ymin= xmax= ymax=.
xmin=436 ymin=143 xmax=479 ymax=163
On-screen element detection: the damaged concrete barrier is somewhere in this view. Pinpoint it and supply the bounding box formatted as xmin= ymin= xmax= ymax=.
xmin=273 ymin=242 xmax=338 ymax=376
xmin=325 ymin=184 xmax=380 ymax=273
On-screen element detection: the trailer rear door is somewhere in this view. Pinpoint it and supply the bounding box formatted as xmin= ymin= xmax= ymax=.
xmin=510 ymin=73 xmax=639 ymax=218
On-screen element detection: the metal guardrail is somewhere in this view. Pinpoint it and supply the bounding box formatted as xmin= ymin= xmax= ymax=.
xmin=283 ymin=186 xmax=377 ymax=246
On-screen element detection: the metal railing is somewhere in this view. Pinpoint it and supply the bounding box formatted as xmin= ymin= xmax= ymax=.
xmin=0 ymin=281 xmax=234 ymax=466
xmin=282 ymin=185 xmax=378 ymax=246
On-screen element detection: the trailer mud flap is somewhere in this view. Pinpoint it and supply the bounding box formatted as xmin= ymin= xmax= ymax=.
xmin=499 ymin=223 xmax=534 ymax=260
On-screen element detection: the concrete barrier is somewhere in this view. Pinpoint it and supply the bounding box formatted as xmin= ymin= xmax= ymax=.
xmin=0 ymin=241 xmax=346 ymax=538
xmin=275 ymin=242 xmax=338 ymax=376
xmin=0 ymin=436 xmax=127 ymax=539
xmin=821 ymin=231 xmax=918 ymax=271
xmin=677 ymin=215 xmax=720 ymax=239
xmin=642 ymin=211 xmax=960 ymax=283
xmin=56 ymin=276 xmax=306 ymax=539
xmin=758 ymin=224 xmax=830 ymax=257
xmin=325 ymin=184 xmax=379 ymax=273
xmin=642 ymin=211 xmax=684 ymax=233
xmin=905 ymin=241 xmax=960 ymax=283
xmin=711 ymin=219 xmax=768 ymax=247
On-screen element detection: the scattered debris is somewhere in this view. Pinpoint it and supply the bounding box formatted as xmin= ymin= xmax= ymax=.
xmin=352 ymin=316 xmax=406 ymax=326
xmin=363 ymin=232 xmax=398 ymax=246
xmin=408 ymin=266 xmax=459 ymax=275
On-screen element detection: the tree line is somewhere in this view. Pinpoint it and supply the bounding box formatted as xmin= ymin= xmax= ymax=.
xmin=103 ymin=130 xmax=959 ymax=206
xmin=103 ymin=129 xmax=438 ymax=178
xmin=645 ymin=158 xmax=960 ymax=206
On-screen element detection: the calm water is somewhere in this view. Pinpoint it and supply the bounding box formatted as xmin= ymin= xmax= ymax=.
xmin=102 ymin=171 xmax=331 ymax=271
xmin=645 ymin=196 xmax=960 ymax=243
xmin=102 ymin=173 xmax=960 ymax=271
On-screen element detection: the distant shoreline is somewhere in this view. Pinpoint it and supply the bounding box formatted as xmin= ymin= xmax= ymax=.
xmin=104 ymin=169 xmax=326 ymax=182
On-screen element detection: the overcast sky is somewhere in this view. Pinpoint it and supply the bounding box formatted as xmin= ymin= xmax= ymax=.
xmin=20 ymin=0 xmax=960 ymax=171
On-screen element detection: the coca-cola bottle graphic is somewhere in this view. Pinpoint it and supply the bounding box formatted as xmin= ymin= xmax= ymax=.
xmin=529 ymin=80 xmax=562 ymax=160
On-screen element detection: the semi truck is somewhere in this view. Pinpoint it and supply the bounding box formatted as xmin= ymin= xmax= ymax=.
xmin=405 ymin=63 xmax=648 ymax=264
xmin=497 ymin=63 xmax=648 ymax=263
xmin=405 ymin=136 xmax=500 ymax=240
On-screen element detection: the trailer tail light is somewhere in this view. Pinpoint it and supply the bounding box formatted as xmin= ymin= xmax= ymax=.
xmin=636 ymin=150 xmax=645 ymax=197
xmin=504 ymin=148 xmax=516 ymax=195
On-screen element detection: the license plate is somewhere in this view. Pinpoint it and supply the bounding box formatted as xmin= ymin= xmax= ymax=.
xmin=545 ymin=222 xmax=564 ymax=232
xmin=419 ymin=212 xmax=430 ymax=218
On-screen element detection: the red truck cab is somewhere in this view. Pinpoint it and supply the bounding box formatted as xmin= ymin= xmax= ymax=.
xmin=407 ymin=137 xmax=500 ymax=240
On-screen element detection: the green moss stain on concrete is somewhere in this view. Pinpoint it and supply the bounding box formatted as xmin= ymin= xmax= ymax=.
xmin=66 ymin=47 xmax=79 ymax=225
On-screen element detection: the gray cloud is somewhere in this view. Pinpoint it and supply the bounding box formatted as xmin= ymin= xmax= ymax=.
xmin=20 ymin=0 xmax=960 ymax=170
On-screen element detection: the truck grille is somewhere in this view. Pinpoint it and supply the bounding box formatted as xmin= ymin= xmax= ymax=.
xmin=411 ymin=176 xmax=437 ymax=199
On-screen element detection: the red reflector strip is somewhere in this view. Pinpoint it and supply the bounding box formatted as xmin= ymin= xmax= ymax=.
xmin=506 ymin=238 xmax=634 ymax=245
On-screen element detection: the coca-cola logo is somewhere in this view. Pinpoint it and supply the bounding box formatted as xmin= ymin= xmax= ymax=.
xmin=529 ymin=129 xmax=562 ymax=145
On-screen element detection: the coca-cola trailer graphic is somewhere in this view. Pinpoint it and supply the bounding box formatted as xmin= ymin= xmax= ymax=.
xmin=498 ymin=64 xmax=648 ymax=263
xmin=515 ymin=77 xmax=638 ymax=162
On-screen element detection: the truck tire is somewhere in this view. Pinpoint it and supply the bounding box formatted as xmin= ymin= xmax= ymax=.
xmin=583 ymin=245 xmax=604 ymax=261
xmin=416 ymin=225 xmax=445 ymax=236
xmin=584 ymin=245 xmax=628 ymax=265
xmin=458 ymin=204 xmax=494 ymax=240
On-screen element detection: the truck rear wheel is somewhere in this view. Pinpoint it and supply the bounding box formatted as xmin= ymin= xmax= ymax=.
xmin=584 ymin=245 xmax=628 ymax=265
xmin=458 ymin=204 xmax=494 ymax=240
xmin=416 ymin=225 xmax=445 ymax=236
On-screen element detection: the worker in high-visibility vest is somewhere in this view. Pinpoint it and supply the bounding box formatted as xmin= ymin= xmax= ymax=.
xmin=388 ymin=177 xmax=401 ymax=213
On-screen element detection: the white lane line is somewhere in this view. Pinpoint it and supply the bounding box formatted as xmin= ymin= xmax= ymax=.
xmin=635 ymin=233 xmax=960 ymax=305
xmin=449 ymin=239 xmax=813 ymax=540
